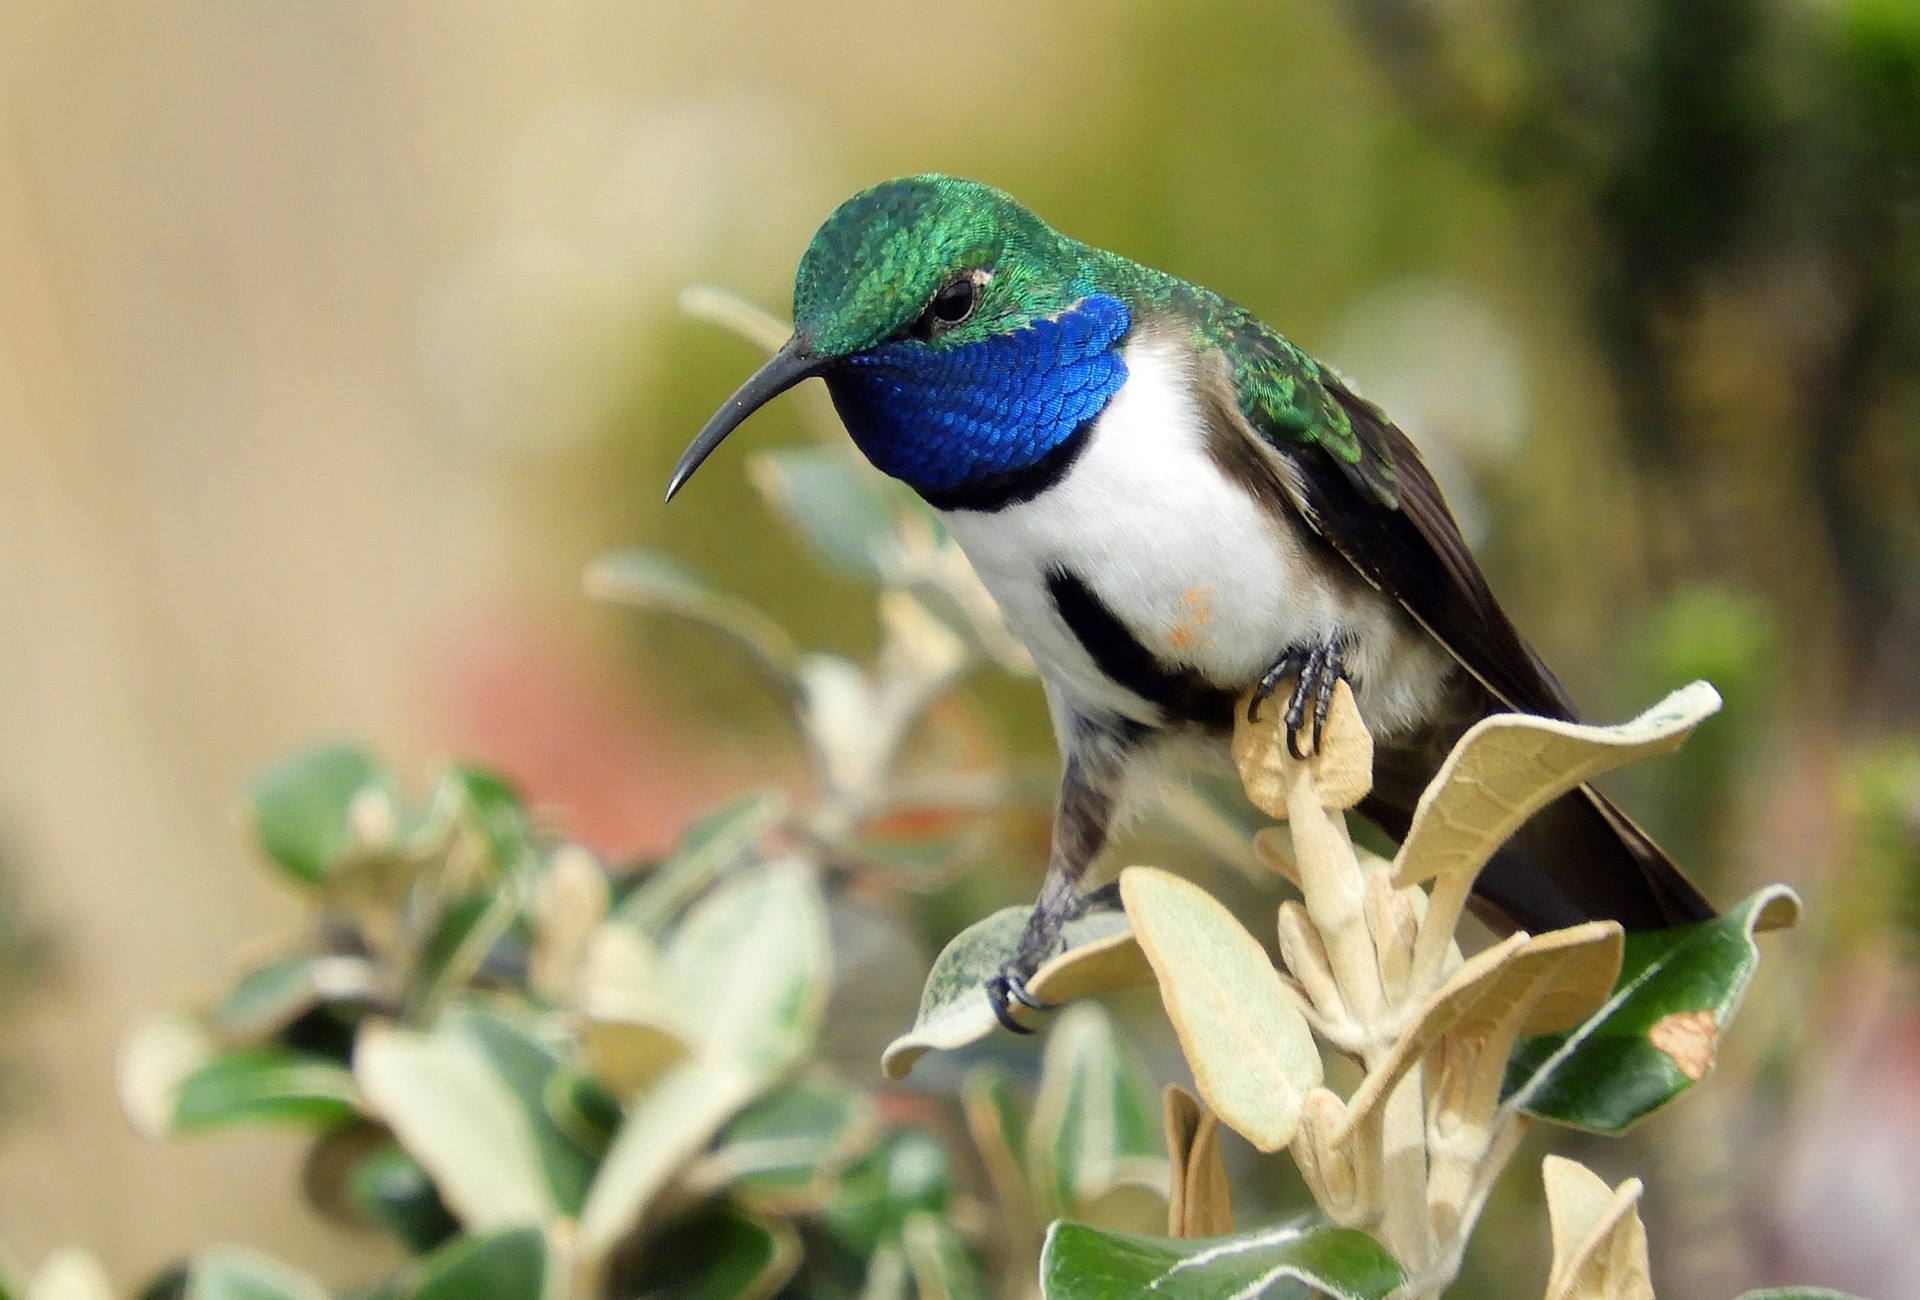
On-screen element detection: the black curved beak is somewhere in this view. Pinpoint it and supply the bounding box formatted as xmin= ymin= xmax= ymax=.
xmin=664 ymin=334 xmax=831 ymax=502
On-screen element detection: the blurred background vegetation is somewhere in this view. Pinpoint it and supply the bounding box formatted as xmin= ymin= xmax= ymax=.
xmin=1 ymin=0 xmax=1916 ymax=1295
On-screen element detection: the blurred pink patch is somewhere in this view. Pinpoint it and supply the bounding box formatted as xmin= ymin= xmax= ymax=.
xmin=420 ymin=607 xmax=761 ymax=861
xmin=1770 ymin=962 xmax=1920 ymax=1298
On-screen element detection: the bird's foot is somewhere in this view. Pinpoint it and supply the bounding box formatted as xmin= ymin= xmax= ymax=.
xmin=984 ymin=882 xmax=1124 ymax=1033
xmin=986 ymin=966 xmax=1050 ymax=1034
xmin=1248 ymin=637 xmax=1350 ymax=759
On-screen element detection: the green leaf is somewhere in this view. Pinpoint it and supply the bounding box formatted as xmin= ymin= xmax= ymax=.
xmin=584 ymin=552 xmax=799 ymax=695
xmin=881 ymin=905 xmax=1139 ymax=1078
xmin=576 ymin=1060 xmax=761 ymax=1265
xmin=249 ymin=744 xmax=399 ymax=886
xmin=406 ymin=891 xmax=516 ymax=1020
xmin=705 ymin=1079 xmax=876 ymax=1209
xmin=1027 ymin=1004 xmax=1166 ymax=1223
xmin=445 ymin=1009 xmax=598 ymax=1216
xmin=182 ymin=1249 xmax=331 ymax=1300
xmin=901 ymin=1213 xmax=991 ymax=1300
xmin=172 ymin=1049 xmax=359 ymax=1133
xmin=353 ymin=1023 xmax=559 ymax=1229
xmin=747 ymin=449 xmax=900 ymax=583
xmin=621 ymin=1203 xmax=800 ymax=1300
xmin=410 ymin=1227 xmax=548 ymax=1300
xmin=343 ymin=1144 xmax=460 ymax=1255
xmin=613 ymin=791 xmax=786 ymax=939
xmin=441 ymin=767 xmax=536 ymax=887
xmin=1506 ymin=885 xmax=1801 ymax=1132
xmin=209 ymin=954 xmax=382 ymax=1042
xmin=1119 ymin=867 xmax=1322 ymax=1152
xmin=960 ymin=1065 xmax=1032 ymax=1224
xmin=661 ymin=859 xmax=831 ymax=1077
xmin=821 ymin=1131 xmax=954 ymax=1260
xmin=542 ymin=1067 xmax=622 ymax=1158
xmin=1039 ymin=1222 xmax=1403 ymax=1300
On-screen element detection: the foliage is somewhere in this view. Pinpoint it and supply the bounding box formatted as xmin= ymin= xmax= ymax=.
xmin=79 ymin=290 xmax=1869 ymax=1300
xmin=891 ymin=673 xmax=1824 ymax=1297
xmin=102 ymin=317 xmax=1184 ymax=1299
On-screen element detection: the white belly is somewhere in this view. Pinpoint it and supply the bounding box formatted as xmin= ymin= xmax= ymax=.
xmin=939 ymin=334 xmax=1450 ymax=736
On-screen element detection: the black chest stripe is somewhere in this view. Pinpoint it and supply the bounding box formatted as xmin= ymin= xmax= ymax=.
xmin=1044 ymin=568 xmax=1237 ymax=729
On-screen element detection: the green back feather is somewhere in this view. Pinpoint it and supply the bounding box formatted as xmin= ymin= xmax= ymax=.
xmin=791 ymin=175 xmax=1396 ymax=505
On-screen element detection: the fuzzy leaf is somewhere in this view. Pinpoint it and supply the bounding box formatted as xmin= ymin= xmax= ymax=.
xmin=1027 ymin=1005 xmax=1167 ymax=1225
xmin=613 ymin=790 xmax=786 ymax=939
xmin=542 ymin=1067 xmax=622 ymax=1158
xmin=679 ymin=284 xmax=792 ymax=352
xmin=1506 ymin=886 xmax=1800 ymax=1132
xmin=209 ymin=954 xmax=381 ymax=1042
xmin=1541 ymin=1156 xmax=1651 ymax=1300
xmin=353 ymin=1023 xmax=558 ymax=1229
xmin=410 ymin=1227 xmax=548 ymax=1300
xmin=172 ymin=1048 xmax=360 ymax=1134
xmin=661 ymin=859 xmax=830 ymax=1077
xmin=881 ymin=906 xmax=1143 ymax=1078
xmin=576 ymin=1060 xmax=761 ymax=1264
xmin=1390 ymin=682 xmax=1723 ymax=889
xmin=181 ymin=1249 xmax=330 ymax=1300
xmin=902 ymin=1213 xmax=992 ymax=1300
xmin=406 ymin=890 xmax=516 ymax=1020
xmin=249 ymin=743 xmax=399 ymax=886
xmin=576 ymin=1003 xmax=693 ymax=1097
xmin=584 ymin=551 xmax=799 ymax=693
xmin=528 ymin=845 xmax=608 ymax=1000
xmin=1120 ymin=867 xmax=1321 ymax=1152
xmin=704 ymin=1080 xmax=876 ymax=1210
xmin=445 ymin=1010 xmax=598 ymax=1216
xmin=961 ymin=1066 xmax=1033 ymax=1229
xmin=440 ymin=767 xmax=537 ymax=887
xmin=623 ymin=1203 xmax=800 ymax=1300
xmin=1328 ymin=923 xmax=1622 ymax=1154
xmin=119 ymin=1013 xmax=216 ymax=1139
xmin=1039 ymin=1221 xmax=1403 ymax=1300
xmin=821 ymin=1131 xmax=954 ymax=1259
xmin=344 ymin=1144 xmax=460 ymax=1255
xmin=1163 ymin=1087 xmax=1233 ymax=1239
xmin=748 ymin=449 xmax=900 ymax=583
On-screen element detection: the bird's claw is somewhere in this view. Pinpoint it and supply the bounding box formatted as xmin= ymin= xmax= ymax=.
xmin=1249 ymin=638 xmax=1349 ymax=759
xmin=987 ymin=967 xmax=1051 ymax=1034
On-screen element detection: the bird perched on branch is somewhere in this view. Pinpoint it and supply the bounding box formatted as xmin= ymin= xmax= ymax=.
xmin=668 ymin=174 xmax=1714 ymax=1031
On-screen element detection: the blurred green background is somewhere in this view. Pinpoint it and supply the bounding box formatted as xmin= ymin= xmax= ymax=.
xmin=2 ymin=0 xmax=1917 ymax=1295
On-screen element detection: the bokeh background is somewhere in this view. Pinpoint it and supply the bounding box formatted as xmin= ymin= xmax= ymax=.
xmin=3 ymin=0 xmax=1918 ymax=1295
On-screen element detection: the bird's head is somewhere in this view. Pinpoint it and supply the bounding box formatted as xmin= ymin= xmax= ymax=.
xmin=666 ymin=175 xmax=1095 ymax=500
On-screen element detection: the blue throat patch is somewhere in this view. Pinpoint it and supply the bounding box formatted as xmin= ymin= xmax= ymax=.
xmin=824 ymin=294 xmax=1130 ymax=502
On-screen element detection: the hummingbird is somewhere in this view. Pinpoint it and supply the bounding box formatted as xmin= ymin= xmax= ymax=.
xmin=667 ymin=175 xmax=1714 ymax=1031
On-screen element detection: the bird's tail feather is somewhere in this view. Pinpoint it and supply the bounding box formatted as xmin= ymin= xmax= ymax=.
xmin=1363 ymin=735 xmax=1716 ymax=935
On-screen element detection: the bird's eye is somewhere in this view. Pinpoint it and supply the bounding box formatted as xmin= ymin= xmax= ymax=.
xmin=911 ymin=276 xmax=978 ymax=339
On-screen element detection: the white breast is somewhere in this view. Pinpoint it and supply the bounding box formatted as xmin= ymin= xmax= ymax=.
xmin=939 ymin=333 xmax=1451 ymax=735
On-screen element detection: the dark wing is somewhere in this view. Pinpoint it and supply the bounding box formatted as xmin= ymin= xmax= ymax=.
xmin=1201 ymin=313 xmax=1576 ymax=720
xmin=1198 ymin=319 xmax=1714 ymax=931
